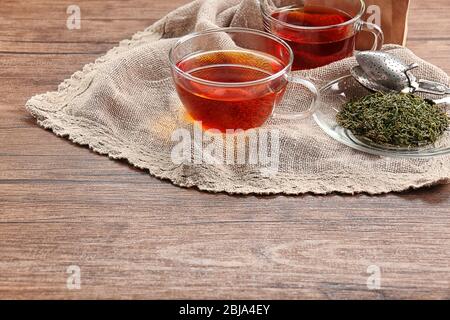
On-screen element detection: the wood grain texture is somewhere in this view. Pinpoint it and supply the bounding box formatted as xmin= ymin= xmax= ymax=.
xmin=0 ymin=0 xmax=449 ymax=300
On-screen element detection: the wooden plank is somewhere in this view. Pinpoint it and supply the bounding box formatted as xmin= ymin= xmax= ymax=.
xmin=408 ymin=0 xmax=450 ymax=40
xmin=0 ymin=41 xmax=114 ymax=54
xmin=0 ymin=19 xmax=153 ymax=44
xmin=0 ymin=0 xmax=190 ymax=46
xmin=0 ymin=0 xmax=189 ymax=20
xmin=406 ymin=40 xmax=450 ymax=72
xmin=0 ymin=202 xmax=449 ymax=299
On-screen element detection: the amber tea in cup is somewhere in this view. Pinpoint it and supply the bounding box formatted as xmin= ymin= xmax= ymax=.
xmin=170 ymin=28 xmax=319 ymax=132
xmin=261 ymin=0 xmax=384 ymax=70
xmin=175 ymin=50 xmax=287 ymax=131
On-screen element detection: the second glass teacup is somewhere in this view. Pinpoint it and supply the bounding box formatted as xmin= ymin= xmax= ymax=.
xmin=169 ymin=28 xmax=319 ymax=132
xmin=261 ymin=0 xmax=384 ymax=70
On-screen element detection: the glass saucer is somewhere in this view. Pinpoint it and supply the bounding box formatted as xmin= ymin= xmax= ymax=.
xmin=313 ymin=74 xmax=450 ymax=158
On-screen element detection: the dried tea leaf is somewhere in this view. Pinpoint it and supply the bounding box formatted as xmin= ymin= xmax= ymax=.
xmin=336 ymin=92 xmax=449 ymax=148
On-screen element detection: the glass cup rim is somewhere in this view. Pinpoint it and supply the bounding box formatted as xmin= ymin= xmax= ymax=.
xmin=261 ymin=0 xmax=366 ymax=31
xmin=168 ymin=27 xmax=294 ymax=88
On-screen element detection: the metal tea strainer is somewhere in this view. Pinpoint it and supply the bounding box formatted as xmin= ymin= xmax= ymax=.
xmin=351 ymin=51 xmax=450 ymax=96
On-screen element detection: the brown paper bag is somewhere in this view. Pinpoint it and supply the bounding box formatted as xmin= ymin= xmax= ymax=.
xmin=357 ymin=0 xmax=410 ymax=49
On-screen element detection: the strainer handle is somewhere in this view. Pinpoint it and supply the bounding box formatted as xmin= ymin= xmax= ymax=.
xmin=417 ymin=79 xmax=450 ymax=95
xmin=359 ymin=21 xmax=384 ymax=51
xmin=273 ymin=76 xmax=319 ymax=121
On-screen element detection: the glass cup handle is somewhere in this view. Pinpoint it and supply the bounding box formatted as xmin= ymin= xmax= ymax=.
xmin=358 ymin=21 xmax=384 ymax=51
xmin=273 ymin=75 xmax=319 ymax=120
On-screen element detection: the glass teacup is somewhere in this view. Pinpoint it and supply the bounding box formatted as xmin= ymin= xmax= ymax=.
xmin=261 ymin=0 xmax=384 ymax=70
xmin=169 ymin=28 xmax=319 ymax=132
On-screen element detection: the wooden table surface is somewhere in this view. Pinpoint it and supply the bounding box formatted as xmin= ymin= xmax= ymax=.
xmin=1 ymin=0 xmax=449 ymax=300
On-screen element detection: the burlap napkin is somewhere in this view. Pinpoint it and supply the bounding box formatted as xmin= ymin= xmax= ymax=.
xmin=26 ymin=0 xmax=450 ymax=195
